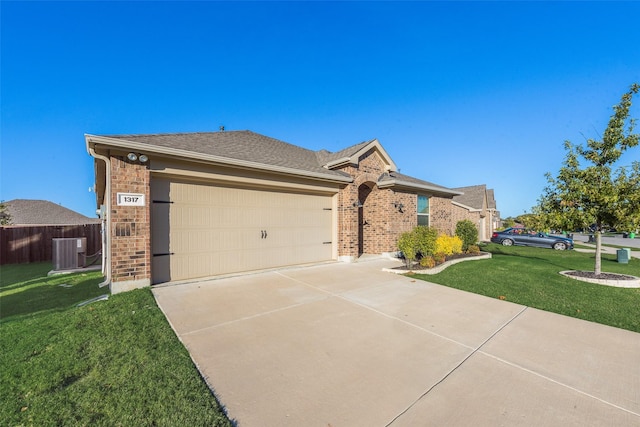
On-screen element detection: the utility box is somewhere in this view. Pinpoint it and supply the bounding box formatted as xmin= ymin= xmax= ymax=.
xmin=53 ymin=238 xmax=87 ymax=270
xmin=616 ymin=248 xmax=630 ymax=264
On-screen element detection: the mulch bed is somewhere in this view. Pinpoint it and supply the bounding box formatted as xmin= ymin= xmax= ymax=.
xmin=394 ymin=253 xmax=484 ymax=271
xmin=562 ymin=271 xmax=637 ymax=281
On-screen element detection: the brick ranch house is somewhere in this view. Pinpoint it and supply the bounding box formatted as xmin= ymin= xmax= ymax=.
xmin=86 ymin=130 xmax=464 ymax=293
xmin=451 ymin=184 xmax=500 ymax=241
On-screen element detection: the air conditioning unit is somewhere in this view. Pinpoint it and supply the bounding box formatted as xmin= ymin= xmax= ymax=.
xmin=53 ymin=237 xmax=87 ymax=270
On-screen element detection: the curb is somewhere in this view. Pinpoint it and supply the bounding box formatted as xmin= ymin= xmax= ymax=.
xmin=383 ymin=252 xmax=492 ymax=275
xmin=559 ymin=271 xmax=640 ymax=288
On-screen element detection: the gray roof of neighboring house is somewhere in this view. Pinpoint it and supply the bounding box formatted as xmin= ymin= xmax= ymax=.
xmin=487 ymin=189 xmax=496 ymax=209
xmin=452 ymin=184 xmax=488 ymax=210
xmin=3 ymin=199 xmax=100 ymax=225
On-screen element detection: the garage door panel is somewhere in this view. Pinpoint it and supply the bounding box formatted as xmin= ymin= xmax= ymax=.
xmin=152 ymin=179 xmax=334 ymax=283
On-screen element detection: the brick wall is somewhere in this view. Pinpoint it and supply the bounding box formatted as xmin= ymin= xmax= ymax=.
xmin=106 ymin=145 xmax=458 ymax=280
xmin=429 ymin=196 xmax=454 ymax=236
xmin=109 ymin=156 xmax=151 ymax=285
xmin=451 ymin=204 xmax=496 ymax=240
xmin=335 ymin=149 xmax=455 ymax=258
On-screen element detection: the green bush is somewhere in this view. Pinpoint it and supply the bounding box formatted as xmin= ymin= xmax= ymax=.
xmin=397 ymin=226 xmax=439 ymax=267
xmin=420 ymin=256 xmax=436 ymax=268
xmin=397 ymin=230 xmax=419 ymax=267
xmin=455 ymin=220 xmax=479 ymax=251
xmin=414 ymin=226 xmax=438 ymax=257
xmin=467 ymin=244 xmax=481 ymax=254
xmin=434 ymin=253 xmax=446 ymax=264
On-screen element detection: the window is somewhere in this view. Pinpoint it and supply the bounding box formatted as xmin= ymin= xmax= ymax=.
xmin=417 ymin=195 xmax=429 ymax=226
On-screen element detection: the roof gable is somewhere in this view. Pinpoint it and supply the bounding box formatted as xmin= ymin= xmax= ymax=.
xmin=452 ymin=184 xmax=489 ymax=210
xmin=487 ymin=189 xmax=496 ymax=209
xmin=320 ymin=139 xmax=397 ymax=172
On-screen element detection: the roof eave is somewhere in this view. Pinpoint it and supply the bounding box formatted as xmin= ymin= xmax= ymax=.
xmin=378 ymin=179 xmax=463 ymax=197
xmin=324 ymin=157 xmax=354 ymax=169
xmin=85 ymin=134 xmax=353 ymax=185
xmin=452 ymin=201 xmax=482 ymax=211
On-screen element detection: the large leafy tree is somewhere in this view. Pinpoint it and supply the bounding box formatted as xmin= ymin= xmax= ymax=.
xmin=536 ymin=84 xmax=640 ymax=275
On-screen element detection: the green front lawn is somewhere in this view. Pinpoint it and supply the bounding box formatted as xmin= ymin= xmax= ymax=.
xmin=0 ymin=263 xmax=232 ymax=426
xmin=413 ymin=243 xmax=640 ymax=333
xmin=0 ymin=262 xmax=107 ymax=319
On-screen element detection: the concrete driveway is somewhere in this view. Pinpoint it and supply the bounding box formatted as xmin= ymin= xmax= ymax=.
xmin=152 ymin=259 xmax=640 ymax=426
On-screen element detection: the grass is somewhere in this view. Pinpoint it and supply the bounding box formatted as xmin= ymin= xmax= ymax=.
xmin=0 ymin=263 xmax=232 ymax=426
xmin=0 ymin=262 xmax=107 ymax=319
xmin=412 ymin=243 xmax=640 ymax=333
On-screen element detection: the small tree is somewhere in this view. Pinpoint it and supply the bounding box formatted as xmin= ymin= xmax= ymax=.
xmin=455 ymin=220 xmax=478 ymax=252
xmin=0 ymin=201 xmax=11 ymax=226
xmin=536 ymin=84 xmax=640 ymax=275
xmin=501 ymin=217 xmax=516 ymax=229
xmin=397 ymin=230 xmax=419 ymax=268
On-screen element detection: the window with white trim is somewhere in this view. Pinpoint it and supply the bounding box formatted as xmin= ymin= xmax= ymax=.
xmin=417 ymin=195 xmax=430 ymax=226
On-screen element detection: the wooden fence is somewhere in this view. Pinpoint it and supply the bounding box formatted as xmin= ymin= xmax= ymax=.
xmin=0 ymin=224 xmax=102 ymax=265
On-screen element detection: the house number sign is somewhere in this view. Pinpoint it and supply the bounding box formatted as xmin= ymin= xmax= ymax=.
xmin=117 ymin=193 xmax=146 ymax=206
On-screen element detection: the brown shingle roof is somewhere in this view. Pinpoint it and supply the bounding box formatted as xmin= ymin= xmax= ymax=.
xmin=315 ymin=140 xmax=373 ymax=165
xmin=106 ymin=131 xmax=350 ymax=180
xmin=90 ymin=130 xmax=460 ymax=196
xmin=487 ymin=189 xmax=496 ymax=209
xmin=4 ymin=199 xmax=100 ymax=225
xmin=452 ymin=184 xmax=488 ymax=210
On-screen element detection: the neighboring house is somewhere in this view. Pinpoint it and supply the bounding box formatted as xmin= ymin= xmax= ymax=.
xmin=451 ymin=185 xmax=500 ymax=241
xmin=3 ymin=199 xmax=100 ymax=225
xmin=0 ymin=200 xmax=101 ymax=265
xmin=487 ymin=189 xmax=502 ymax=232
xmin=86 ymin=130 xmax=462 ymax=293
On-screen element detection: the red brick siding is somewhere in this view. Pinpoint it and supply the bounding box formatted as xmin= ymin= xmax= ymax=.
xmin=335 ymin=149 xmax=454 ymax=257
xmin=430 ymin=196 xmax=455 ymax=236
xmin=109 ymin=156 xmax=151 ymax=283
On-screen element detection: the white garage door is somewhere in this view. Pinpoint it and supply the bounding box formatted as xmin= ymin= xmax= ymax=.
xmin=151 ymin=179 xmax=334 ymax=284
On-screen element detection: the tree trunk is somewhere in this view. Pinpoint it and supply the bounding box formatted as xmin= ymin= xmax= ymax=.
xmin=594 ymin=232 xmax=602 ymax=275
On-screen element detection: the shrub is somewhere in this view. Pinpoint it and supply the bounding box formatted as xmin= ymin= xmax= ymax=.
xmin=397 ymin=230 xmax=419 ymax=267
xmin=435 ymin=234 xmax=463 ymax=256
xmin=467 ymin=244 xmax=481 ymax=254
xmin=451 ymin=236 xmax=463 ymax=254
xmin=397 ymin=226 xmax=439 ymax=267
xmin=455 ymin=220 xmax=479 ymax=252
xmin=420 ymin=256 xmax=436 ymax=268
xmin=414 ymin=226 xmax=438 ymax=257
xmin=433 ymin=253 xmax=446 ymax=264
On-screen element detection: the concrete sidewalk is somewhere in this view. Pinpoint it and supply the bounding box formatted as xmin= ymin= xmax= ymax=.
xmin=153 ymin=259 xmax=640 ymax=426
xmin=571 ymin=233 xmax=640 ymax=259
xmin=574 ymin=242 xmax=640 ymax=260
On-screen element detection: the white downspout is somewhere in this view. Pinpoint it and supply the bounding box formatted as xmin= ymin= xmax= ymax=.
xmin=87 ymin=138 xmax=111 ymax=288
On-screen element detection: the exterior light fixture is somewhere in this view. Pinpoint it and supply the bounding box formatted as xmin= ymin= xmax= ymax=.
xmin=126 ymin=152 xmax=149 ymax=163
xmin=353 ymin=201 xmax=363 ymax=208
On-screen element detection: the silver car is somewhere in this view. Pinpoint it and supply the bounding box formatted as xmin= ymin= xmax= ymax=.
xmin=490 ymin=228 xmax=574 ymax=250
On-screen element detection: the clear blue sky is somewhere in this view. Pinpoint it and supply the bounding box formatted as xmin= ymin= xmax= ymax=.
xmin=2 ymin=1 xmax=639 ymax=219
